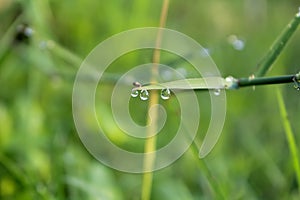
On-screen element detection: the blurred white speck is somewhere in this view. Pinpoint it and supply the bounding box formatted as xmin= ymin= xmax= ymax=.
xmin=176 ymin=67 xmax=187 ymax=78
xmin=39 ymin=41 xmax=47 ymax=49
xmin=24 ymin=27 xmax=34 ymax=37
xmin=297 ymin=7 xmax=300 ymax=18
xmin=227 ymin=35 xmax=245 ymax=51
xmin=161 ymin=70 xmax=173 ymax=81
xmin=39 ymin=40 xmax=55 ymax=50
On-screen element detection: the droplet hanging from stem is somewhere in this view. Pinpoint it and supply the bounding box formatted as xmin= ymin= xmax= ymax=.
xmin=140 ymin=89 xmax=149 ymax=101
xmin=160 ymin=88 xmax=171 ymax=100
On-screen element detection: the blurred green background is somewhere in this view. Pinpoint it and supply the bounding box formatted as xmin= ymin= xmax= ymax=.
xmin=1 ymin=0 xmax=300 ymax=199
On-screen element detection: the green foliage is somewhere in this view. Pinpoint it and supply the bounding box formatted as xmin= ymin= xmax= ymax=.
xmin=0 ymin=0 xmax=300 ymax=199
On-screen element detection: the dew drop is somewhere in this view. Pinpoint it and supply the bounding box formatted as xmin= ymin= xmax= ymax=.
xmin=213 ymin=88 xmax=221 ymax=96
xmin=176 ymin=67 xmax=187 ymax=78
xmin=297 ymin=7 xmax=300 ymax=18
xmin=161 ymin=70 xmax=173 ymax=81
xmin=292 ymin=77 xmax=300 ymax=91
xmin=161 ymin=88 xmax=171 ymax=100
xmin=293 ymin=83 xmax=300 ymax=91
xmin=232 ymin=39 xmax=245 ymax=51
xmin=227 ymin=35 xmax=245 ymax=51
xmin=140 ymin=89 xmax=149 ymax=101
xmin=131 ymin=89 xmax=139 ymax=98
xmin=226 ymin=76 xmax=234 ymax=82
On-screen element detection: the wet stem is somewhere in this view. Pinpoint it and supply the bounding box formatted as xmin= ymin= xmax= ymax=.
xmin=141 ymin=0 xmax=169 ymax=200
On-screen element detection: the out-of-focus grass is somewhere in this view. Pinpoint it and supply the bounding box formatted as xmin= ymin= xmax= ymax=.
xmin=277 ymin=89 xmax=300 ymax=195
xmin=0 ymin=0 xmax=300 ymax=199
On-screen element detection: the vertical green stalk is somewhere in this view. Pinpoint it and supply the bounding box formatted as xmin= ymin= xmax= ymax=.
xmin=141 ymin=1 xmax=169 ymax=200
xmin=190 ymin=143 xmax=225 ymax=199
xmin=255 ymin=9 xmax=300 ymax=77
xmin=24 ymin=1 xmax=67 ymax=199
xmin=254 ymin=7 xmax=300 ymax=195
xmin=276 ymin=89 xmax=300 ymax=195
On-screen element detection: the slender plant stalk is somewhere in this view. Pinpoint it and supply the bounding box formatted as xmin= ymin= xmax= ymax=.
xmin=255 ymin=10 xmax=300 ymax=77
xmin=27 ymin=1 xmax=67 ymax=199
xmin=190 ymin=143 xmax=225 ymax=199
xmin=236 ymin=73 xmax=299 ymax=89
xmin=0 ymin=14 xmax=24 ymax=66
xmin=45 ymin=41 xmax=83 ymax=68
xmin=141 ymin=1 xmax=169 ymax=200
xmin=253 ymin=8 xmax=300 ymax=195
xmin=134 ymin=73 xmax=300 ymax=91
xmin=276 ymin=89 xmax=300 ymax=195
xmin=0 ymin=153 xmax=30 ymax=188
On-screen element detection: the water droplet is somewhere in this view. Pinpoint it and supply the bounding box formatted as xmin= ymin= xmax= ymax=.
xmin=225 ymin=76 xmax=234 ymax=83
xmin=224 ymin=76 xmax=238 ymax=89
xmin=176 ymin=67 xmax=187 ymax=78
xmin=294 ymin=83 xmax=300 ymax=90
xmin=292 ymin=77 xmax=300 ymax=90
xmin=213 ymin=88 xmax=221 ymax=96
xmin=24 ymin=27 xmax=34 ymax=37
xmin=227 ymin=35 xmax=245 ymax=51
xmin=233 ymin=40 xmax=245 ymax=50
xmin=131 ymin=89 xmax=139 ymax=98
xmin=297 ymin=7 xmax=300 ymax=18
xmin=161 ymin=70 xmax=173 ymax=81
xmin=140 ymin=89 xmax=149 ymax=101
xmin=161 ymin=88 xmax=171 ymax=100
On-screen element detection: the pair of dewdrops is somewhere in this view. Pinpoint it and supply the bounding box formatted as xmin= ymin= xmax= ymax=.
xmin=131 ymin=82 xmax=171 ymax=101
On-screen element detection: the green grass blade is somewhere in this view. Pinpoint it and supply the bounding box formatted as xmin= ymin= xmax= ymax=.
xmin=276 ymin=89 xmax=300 ymax=195
xmin=0 ymin=14 xmax=24 ymax=66
xmin=190 ymin=143 xmax=225 ymax=199
xmin=255 ymin=9 xmax=300 ymax=77
xmin=135 ymin=77 xmax=226 ymax=90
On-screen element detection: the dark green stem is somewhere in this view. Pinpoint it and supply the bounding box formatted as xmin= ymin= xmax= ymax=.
xmin=255 ymin=9 xmax=300 ymax=77
xmin=236 ymin=73 xmax=299 ymax=89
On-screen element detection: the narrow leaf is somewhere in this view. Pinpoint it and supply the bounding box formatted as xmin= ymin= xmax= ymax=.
xmin=276 ymin=89 xmax=300 ymax=194
xmin=135 ymin=77 xmax=226 ymax=90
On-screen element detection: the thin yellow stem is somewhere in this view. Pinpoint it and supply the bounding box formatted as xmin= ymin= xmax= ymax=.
xmin=141 ymin=1 xmax=169 ymax=200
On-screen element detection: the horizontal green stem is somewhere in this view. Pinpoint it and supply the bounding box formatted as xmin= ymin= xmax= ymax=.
xmin=237 ymin=74 xmax=298 ymax=88
xmin=133 ymin=72 xmax=300 ymax=91
xmin=134 ymin=77 xmax=226 ymax=90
